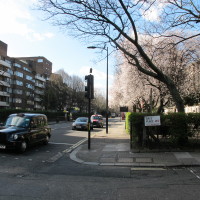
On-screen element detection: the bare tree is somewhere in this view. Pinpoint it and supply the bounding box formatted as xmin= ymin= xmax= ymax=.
xmin=161 ymin=0 xmax=200 ymax=43
xmin=56 ymin=69 xmax=72 ymax=87
xmin=43 ymin=73 xmax=69 ymax=111
xmin=55 ymin=69 xmax=87 ymax=111
xmin=110 ymin=34 xmax=198 ymax=113
xmin=92 ymin=89 xmax=106 ymax=114
xmin=36 ymin=0 xmax=200 ymax=112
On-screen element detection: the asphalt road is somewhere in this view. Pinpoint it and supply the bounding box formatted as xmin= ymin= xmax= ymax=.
xmin=0 ymin=119 xmax=200 ymax=199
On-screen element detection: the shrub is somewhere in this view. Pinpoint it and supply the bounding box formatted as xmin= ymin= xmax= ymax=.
xmin=166 ymin=113 xmax=188 ymax=146
xmin=126 ymin=112 xmax=200 ymax=148
xmin=71 ymin=112 xmax=88 ymax=120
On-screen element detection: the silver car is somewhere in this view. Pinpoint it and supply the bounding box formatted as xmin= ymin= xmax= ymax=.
xmin=72 ymin=117 xmax=93 ymax=130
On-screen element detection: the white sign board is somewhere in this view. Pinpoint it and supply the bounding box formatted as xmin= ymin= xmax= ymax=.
xmin=144 ymin=116 xmax=161 ymax=126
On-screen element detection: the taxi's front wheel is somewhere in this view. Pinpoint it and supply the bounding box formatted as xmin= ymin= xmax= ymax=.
xmin=18 ymin=141 xmax=27 ymax=153
xmin=43 ymin=135 xmax=50 ymax=145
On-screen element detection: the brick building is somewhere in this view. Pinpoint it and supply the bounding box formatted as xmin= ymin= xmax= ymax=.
xmin=0 ymin=40 xmax=52 ymax=110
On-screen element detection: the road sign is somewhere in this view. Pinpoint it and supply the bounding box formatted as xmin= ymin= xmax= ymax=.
xmin=144 ymin=116 xmax=161 ymax=126
xmin=120 ymin=106 xmax=128 ymax=112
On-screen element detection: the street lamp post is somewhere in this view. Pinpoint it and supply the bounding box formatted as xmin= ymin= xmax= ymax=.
xmin=87 ymin=46 xmax=109 ymax=134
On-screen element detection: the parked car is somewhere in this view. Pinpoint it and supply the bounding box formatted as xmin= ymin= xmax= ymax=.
xmin=91 ymin=114 xmax=104 ymax=128
xmin=72 ymin=117 xmax=93 ymax=131
xmin=111 ymin=113 xmax=116 ymax=118
xmin=0 ymin=113 xmax=51 ymax=153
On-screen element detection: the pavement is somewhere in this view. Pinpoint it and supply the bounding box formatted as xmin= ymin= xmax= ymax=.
xmin=70 ymin=120 xmax=200 ymax=168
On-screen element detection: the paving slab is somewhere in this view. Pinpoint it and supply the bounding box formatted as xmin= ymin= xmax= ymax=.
xmin=70 ymin=120 xmax=200 ymax=167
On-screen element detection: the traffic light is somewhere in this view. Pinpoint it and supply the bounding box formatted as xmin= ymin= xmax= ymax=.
xmin=90 ymin=75 xmax=94 ymax=99
xmin=85 ymin=74 xmax=94 ymax=99
xmin=85 ymin=75 xmax=90 ymax=98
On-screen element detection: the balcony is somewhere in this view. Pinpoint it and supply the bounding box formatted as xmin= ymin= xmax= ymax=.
xmin=0 ymin=80 xmax=10 ymax=87
xmin=35 ymin=83 xmax=45 ymax=88
xmin=34 ymin=104 xmax=42 ymax=109
xmin=0 ymin=91 xmax=10 ymax=97
xmin=35 ymin=75 xmax=45 ymax=82
xmin=27 ymin=101 xmax=34 ymax=105
xmin=0 ymin=101 xmax=9 ymax=107
xmin=34 ymin=97 xmax=41 ymax=102
xmin=0 ymin=70 xmax=11 ymax=78
xmin=35 ymin=90 xmax=44 ymax=95
xmin=0 ymin=60 xmax=11 ymax=68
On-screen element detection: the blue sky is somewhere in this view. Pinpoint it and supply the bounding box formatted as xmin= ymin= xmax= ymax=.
xmin=0 ymin=0 xmax=114 ymax=93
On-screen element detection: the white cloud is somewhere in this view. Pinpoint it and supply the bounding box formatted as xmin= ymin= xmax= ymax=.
xmin=79 ymin=66 xmax=113 ymax=81
xmin=141 ymin=1 xmax=165 ymax=22
xmin=78 ymin=66 xmax=113 ymax=91
xmin=0 ymin=0 xmax=54 ymax=41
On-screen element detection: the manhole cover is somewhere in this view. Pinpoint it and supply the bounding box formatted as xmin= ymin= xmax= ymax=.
xmin=135 ymin=157 xmax=153 ymax=163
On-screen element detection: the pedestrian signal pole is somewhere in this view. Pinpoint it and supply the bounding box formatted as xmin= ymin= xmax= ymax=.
xmin=85 ymin=71 xmax=94 ymax=149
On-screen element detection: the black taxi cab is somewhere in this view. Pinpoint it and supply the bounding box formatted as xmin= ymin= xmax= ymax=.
xmin=0 ymin=113 xmax=51 ymax=153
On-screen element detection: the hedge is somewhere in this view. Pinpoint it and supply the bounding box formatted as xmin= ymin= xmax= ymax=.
xmin=126 ymin=112 xmax=200 ymax=148
xmin=71 ymin=112 xmax=88 ymax=120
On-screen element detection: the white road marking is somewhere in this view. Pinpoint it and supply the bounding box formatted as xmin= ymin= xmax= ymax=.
xmin=131 ymin=167 xmax=166 ymax=171
xmin=49 ymin=142 xmax=74 ymax=145
xmin=47 ymin=138 xmax=88 ymax=162
xmin=46 ymin=152 xmax=63 ymax=163
xmin=63 ymin=138 xmax=88 ymax=153
xmin=189 ymin=169 xmax=200 ymax=180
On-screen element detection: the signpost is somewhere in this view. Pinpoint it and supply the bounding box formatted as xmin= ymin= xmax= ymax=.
xmin=143 ymin=116 xmax=161 ymax=146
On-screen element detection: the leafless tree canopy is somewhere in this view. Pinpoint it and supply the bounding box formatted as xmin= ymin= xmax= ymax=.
xmin=37 ymin=0 xmax=200 ymax=112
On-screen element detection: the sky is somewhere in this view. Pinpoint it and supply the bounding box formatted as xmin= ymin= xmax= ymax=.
xmin=0 ymin=0 xmax=115 ymax=94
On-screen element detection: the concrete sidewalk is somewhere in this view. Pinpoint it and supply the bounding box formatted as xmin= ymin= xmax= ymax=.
xmin=70 ymin=120 xmax=200 ymax=168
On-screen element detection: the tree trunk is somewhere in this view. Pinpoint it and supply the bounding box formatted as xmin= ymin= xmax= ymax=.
xmin=157 ymin=99 xmax=164 ymax=114
xmin=167 ymin=82 xmax=185 ymax=112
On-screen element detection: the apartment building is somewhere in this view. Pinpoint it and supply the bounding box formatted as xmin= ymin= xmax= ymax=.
xmin=0 ymin=41 xmax=10 ymax=108
xmin=0 ymin=40 xmax=52 ymax=110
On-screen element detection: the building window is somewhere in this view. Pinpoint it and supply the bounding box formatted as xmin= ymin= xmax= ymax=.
xmin=26 ymin=91 xmax=34 ymax=97
xmin=15 ymin=80 xmax=23 ymax=86
xmin=23 ymin=67 xmax=31 ymax=73
xmin=26 ymin=83 xmax=34 ymax=89
xmin=13 ymin=89 xmax=23 ymax=94
xmin=5 ymin=59 xmax=11 ymax=65
xmin=26 ymin=75 xmax=33 ymax=81
xmin=13 ymin=89 xmax=23 ymax=95
xmin=7 ymin=69 xmax=13 ymax=74
xmin=26 ymin=91 xmax=31 ymax=96
xmin=8 ymin=88 xmax=12 ymax=93
xmin=11 ymin=80 xmax=23 ymax=86
xmin=13 ymin=98 xmax=22 ymax=103
xmin=13 ymin=63 xmax=21 ymax=68
xmin=14 ymin=71 xmax=23 ymax=78
xmin=37 ymin=59 xmax=43 ymax=63
xmin=27 ymin=100 xmax=34 ymax=105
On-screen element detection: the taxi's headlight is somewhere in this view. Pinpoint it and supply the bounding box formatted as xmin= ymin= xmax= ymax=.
xmin=12 ymin=134 xmax=18 ymax=140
